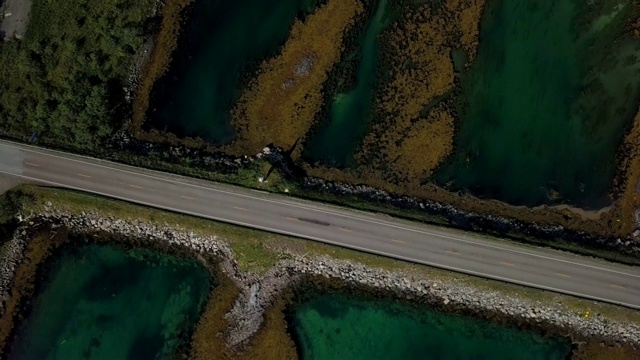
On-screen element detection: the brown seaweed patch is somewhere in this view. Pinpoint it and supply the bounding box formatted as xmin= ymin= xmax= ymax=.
xmin=357 ymin=0 xmax=484 ymax=184
xmin=189 ymin=271 xmax=297 ymax=359
xmin=236 ymin=297 xmax=298 ymax=360
xmin=450 ymin=0 xmax=485 ymax=63
xmin=613 ymin=107 xmax=640 ymax=236
xmin=572 ymin=341 xmax=640 ymax=360
xmin=0 ymin=226 xmax=70 ymax=358
xmin=386 ymin=104 xmax=455 ymax=183
xmin=228 ymin=0 xmax=364 ymax=156
xmin=189 ymin=268 xmax=241 ymax=359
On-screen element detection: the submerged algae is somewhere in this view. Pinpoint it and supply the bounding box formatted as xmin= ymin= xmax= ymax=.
xmin=436 ymin=0 xmax=640 ymax=208
xmin=288 ymin=293 xmax=572 ymax=360
xmin=7 ymin=244 xmax=210 ymax=360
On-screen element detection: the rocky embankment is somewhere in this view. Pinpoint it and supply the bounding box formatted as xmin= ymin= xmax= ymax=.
xmin=1 ymin=208 xmax=639 ymax=351
xmin=107 ymin=136 xmax=640 ymax=261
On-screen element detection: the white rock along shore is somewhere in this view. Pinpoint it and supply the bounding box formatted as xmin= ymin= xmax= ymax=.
xmin=0 ymin=207 xmax=638 ymax=351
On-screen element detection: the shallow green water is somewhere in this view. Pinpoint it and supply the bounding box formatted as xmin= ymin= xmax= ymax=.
xmin=146 ymin=0 xmax=318 ymax=144
xmin=8 ymin=244 xmax=210 ymax=360
xmin=289 ymin=294 xmax=572 ymax=360
xmin=435 ymin=0 xmax=640 ymax=208
xmin=304 ymin=0 xmax=390 ymax=166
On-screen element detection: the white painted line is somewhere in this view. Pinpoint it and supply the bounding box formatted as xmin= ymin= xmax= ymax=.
xmin=3 ymin=141 xmax=640 ymax=279
xmin=555 ymin=273 xmax=572 ymax=278
xmin=2 ymin=169 xmax=639 ymax=310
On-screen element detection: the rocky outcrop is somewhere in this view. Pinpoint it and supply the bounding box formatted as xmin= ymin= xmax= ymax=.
xmin=1 ymin=208 xmax=639 ymax=352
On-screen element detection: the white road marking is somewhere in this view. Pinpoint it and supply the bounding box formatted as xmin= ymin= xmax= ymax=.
xmin=2 ymin=142 xmax=640 ymax=279
xmin=1 ymin=168 xmax=638 ymax=310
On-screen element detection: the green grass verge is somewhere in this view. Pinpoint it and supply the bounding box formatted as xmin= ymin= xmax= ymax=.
xmin=2 ymin=184 xmax=640 ymax=328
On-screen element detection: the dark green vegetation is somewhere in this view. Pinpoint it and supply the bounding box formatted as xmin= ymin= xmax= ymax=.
xmin=288 ymin=292 xmax=572 ymax=360
xmin=0 ymin=0 xmax=155 ymax=150
xmin=435 ymin=0 xmax=640 ymax=208
xmin=7 ymin=243 xmax=210 ymax=359
xmin=145 ymin=0 xmax=320 ymax=144
xmin=0 ymin=189 xmax=29 ymax=242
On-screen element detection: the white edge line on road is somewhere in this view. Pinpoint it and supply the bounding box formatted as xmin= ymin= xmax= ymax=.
xmin=3 ymin=170 xmax=638 ymax=310
xmin=4 ymin=141 xmax=640 ymax=279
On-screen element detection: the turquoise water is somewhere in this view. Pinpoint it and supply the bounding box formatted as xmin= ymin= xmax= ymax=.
xmin=8 ymin=244 xmax=211 ymax=360
xmin=435 ymin=0 xmax=640 ymax=208
xmin=146 ymin=0 xmax=318 ymax=144
xmin=289 ymin=293 xmax=572 ymax=360
xmin=304 ymin=0 xmax=390 ymax=167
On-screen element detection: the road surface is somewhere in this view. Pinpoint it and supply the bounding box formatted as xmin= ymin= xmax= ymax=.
xmin=1 ymin=140 xmax=639 ymax=309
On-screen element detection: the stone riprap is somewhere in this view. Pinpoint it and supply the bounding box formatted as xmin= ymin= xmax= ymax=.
xmin=0 ymin=206 xmax=638 ymax=352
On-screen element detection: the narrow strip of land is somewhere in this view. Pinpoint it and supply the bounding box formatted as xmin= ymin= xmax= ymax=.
xmin=0 ymin=140 xmax=639 ymax=308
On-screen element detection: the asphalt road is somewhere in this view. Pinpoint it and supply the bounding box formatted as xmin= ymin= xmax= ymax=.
xmin=1 ymin=140 xmax=640 ymax=309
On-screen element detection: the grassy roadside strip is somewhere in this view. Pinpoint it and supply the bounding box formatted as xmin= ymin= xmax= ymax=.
xmin=2 ymin=184 xmax=640 ymax=328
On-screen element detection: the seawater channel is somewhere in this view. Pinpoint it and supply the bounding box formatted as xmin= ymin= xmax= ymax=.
xmin=287 ymin=293 xmax=572 ymax=360
xmin=303 ymin=0 xmax=391 ymax=167
xmin=435 ymin=0 xmax=640 ymax=208
xmin=7 ymin=243 xmax=210 ymax=360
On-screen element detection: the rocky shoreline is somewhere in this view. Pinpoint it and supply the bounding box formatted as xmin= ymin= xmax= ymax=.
xmin=0 ymin=206 xmax=639 ymax=354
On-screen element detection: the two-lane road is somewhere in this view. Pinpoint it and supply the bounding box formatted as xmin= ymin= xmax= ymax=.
xmin=1 ymin=140 xmax=639 ymax=308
